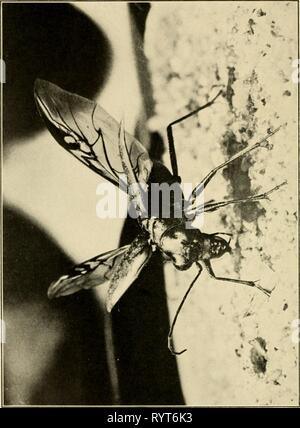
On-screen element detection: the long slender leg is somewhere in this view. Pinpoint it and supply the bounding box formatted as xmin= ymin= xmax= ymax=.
xmin=189 ymin=125 xmax=282 ymax=205
xmin=168 ymin=265 xmax=203 ymax=356
xmin=166 ymin=90 xmax=223 ymax=180
xmin=196 ymin=181 xmax=287 ymax=214
xmin=204 ymin=260 xmax=272 ymax=297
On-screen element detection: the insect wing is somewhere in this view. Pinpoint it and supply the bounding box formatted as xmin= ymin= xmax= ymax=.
xmin=34 ymin=79 xmax=153 ymax=188
xmin=48 ymin=245 xmax=130 ymax=299
xmin=106 ymin=234 xmax=152 ymax=312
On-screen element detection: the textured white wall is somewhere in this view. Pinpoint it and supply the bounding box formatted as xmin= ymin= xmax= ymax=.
xmin=145 ymin=1 xmax=298 ymax=406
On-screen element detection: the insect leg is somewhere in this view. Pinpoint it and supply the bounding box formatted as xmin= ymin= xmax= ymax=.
xmin=203 ymin=260 xmax=272 ymax=297
xmin=198 ymin=181 xmax=287 ymax=214
xmin=189 ymin=126 xmax=283 ymax=206
xmin=166 ymin=90 xmax=223 ymax=180
xmin=168 ymin=265 xmax=203 ymax=356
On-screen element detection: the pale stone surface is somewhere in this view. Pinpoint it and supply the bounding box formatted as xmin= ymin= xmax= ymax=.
xmin=145 ymin=1 xmax=298 ymax=406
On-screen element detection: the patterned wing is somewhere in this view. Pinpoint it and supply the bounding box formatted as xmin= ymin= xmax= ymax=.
xmin=106 ymin=234 xmax=152 ymax=312
xmin=48 ymin=245 xmax=130 ymax=299
xmin=34 ymin=79 xmax=153 ymax=188
xmin=48 ymin=234 xmax=152 ymax=310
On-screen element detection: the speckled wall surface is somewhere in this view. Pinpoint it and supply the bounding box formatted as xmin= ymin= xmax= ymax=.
xmin=145 ymin=1 xmax=298 ymax=406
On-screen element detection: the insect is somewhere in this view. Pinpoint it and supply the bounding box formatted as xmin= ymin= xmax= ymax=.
xmin=34 ymin=79 xmax=286 ymax=355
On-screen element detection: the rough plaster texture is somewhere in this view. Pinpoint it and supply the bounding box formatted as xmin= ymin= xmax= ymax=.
xmin=145 ymin=1 xmax=298 ymax=406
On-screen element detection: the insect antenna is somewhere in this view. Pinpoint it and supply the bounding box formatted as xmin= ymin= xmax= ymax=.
xmin=168 ymin=267 xmax=202 ymax=355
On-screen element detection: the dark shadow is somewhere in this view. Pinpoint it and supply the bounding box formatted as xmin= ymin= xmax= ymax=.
xmin=109 ymin=5 xmax=184 ymax=405
xmin=3 ymin=206 xmax=113 ymax=405
xmin=3 ymin=2 xmax=184 ymax=406
xmin=112 ymin=216 xmax=184 ymax=405
xmin=148 ymin=131 xmax=166 ymax=162
xmin=2 ymin=3 xmax=112 ymax=144
xmin=129 ymin=3 xmax=155 ymax=119
xmin=129 ymin=3 xmax=151 ymax=37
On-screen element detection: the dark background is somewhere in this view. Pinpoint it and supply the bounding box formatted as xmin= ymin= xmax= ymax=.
xmin=3 ymin=2 xmax=183 ymax=405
